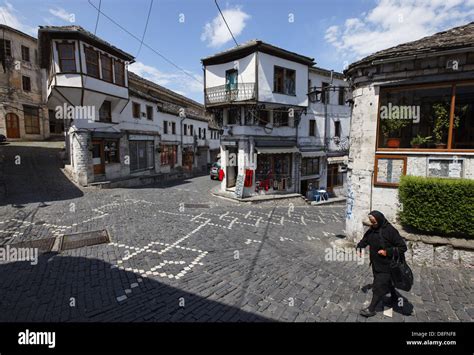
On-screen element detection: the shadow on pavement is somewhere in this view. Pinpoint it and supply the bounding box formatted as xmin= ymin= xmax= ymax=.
xmin=0 ymin=144 xmax=83 ymax=207
xmin=0 ymin=250 xmax=272 ymax=322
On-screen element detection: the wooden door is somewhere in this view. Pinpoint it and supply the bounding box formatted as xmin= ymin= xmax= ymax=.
xmin=92 ymin=140 xmax=105 ymax=174
xmin=6 ymin=113 xmax=20 ymax=138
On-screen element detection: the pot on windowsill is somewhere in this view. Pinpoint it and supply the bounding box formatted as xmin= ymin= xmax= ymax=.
xmin=435 ymin=143 xmax=447 ymax=149
xmin=386 ymin=138 xmax=401 ymax=148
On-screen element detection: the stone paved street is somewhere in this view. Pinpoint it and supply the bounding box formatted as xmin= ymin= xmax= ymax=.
xmin=0 ymin=142 xmax=473 ymax=322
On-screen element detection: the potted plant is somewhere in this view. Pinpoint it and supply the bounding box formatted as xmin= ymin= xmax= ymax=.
xmin=381 ymin=118 xmax=409 ymax=148
xmin=410 ymin=135 xmax=431 ymax=148
xmin=432 ymin=103 xmax=461 ymax=149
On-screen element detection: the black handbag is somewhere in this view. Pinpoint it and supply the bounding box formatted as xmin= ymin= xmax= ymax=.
xmin=389 ymin=247 xmax=414 ymax=292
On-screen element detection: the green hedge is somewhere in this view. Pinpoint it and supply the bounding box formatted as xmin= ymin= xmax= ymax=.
xmin=398 ymin=175 xmax=474 ymax=238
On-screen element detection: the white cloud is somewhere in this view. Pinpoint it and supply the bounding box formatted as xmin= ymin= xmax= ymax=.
xmin=0 ymin=1 xmax=36 ymax=36
xmin=325 ymin=0 xmax=474 ymax=61
xmin=48 ymin=7 xmax=75 ymax=23
xmin=128 ymin=61 xmax=203 ymax=100
xmin=201 ymin=6 xmax=250 ymax=47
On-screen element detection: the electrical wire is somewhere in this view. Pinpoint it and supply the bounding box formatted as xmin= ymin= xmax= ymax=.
xmin=87 ymin=0 xmax=202 ymax=86
xmin=94 ymin=0 xmax=101 ymax=35
xmin=136 ymin=0 xmax=154 ymax=58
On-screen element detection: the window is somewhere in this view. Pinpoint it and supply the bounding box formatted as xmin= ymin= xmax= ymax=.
xmin=227 ymin=107 xmax=240 ymax=125
xmin=57 ymin=43 xmax=76 ymax=72
xmin=452 ymin=84 xmax=474 ymax=149
xmin=23 ymin=105 xmax=40 ymax=134
xmin=335 ymin=121 xmax=341 ymax=138
xmin=183 ymin=124 xmax=187 ymax=135
xmin=273 ymin=66 xmax=295 ymax=95
xmin=114 ymin=60 xmax=125 ymax=86
xmin=309 ymin=119 xmax=316 ymax=136
xmin=273 ymin=109 xmax=289 ymax=127
xmin=101 ymin=55 xmax=113 ymax=82
xmin=0 ymin=39 xmax=12 ymax=58
xmin=22 ymin=76 xmax=31 ymax=92
xmin=104 ymin=140 xmax=120 ymax=163
xmin=338 ymin=86 xmax=345 ymax=105
xmin=163 ymin=120 xmax=168 ymax=134
xmin=21 ymin=45 xmax=30 ymax=62
xmin=160 ymin=144 xmax=177 ymax=166
xmin=84 ymin=46 xmax=99 ymax=78
xmin=190 ymin=125 xmax=194 ymax=137
xmin=258 ymin=110 xmax=269 ymax=126
xmin=99 ymin=101 xmax=112 ymax=122
xmin=203 ymin=128 xmax=206 ymax=139
xmin=198 ymin=127 xmax=202 ymax=139
xmin=146 ymin=105 xmax=153 ymax=120
xmin=322 ymin=82 xmax=330 ymax=104
xmin=377 ymin=84 xmax=467 ymax=150
xmin=132 ymin=102 xmax=141 ymax=118
xmin=171 ymin=122 xmax=176 ymax=134
xmin=301 ymin=158 xmax=319 ymax=176
xmin=130 ymin=140 xmax=154 ymax=171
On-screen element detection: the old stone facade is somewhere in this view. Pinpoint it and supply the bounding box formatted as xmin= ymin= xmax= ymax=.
xmin=344 ymin=22 xmax=474 ymax=241
xmin=0 ymin=25 xmax=49 ymax=140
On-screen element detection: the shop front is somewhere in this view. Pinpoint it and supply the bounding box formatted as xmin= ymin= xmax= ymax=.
xmin=254 ymin=145 xmax=299 ymax=194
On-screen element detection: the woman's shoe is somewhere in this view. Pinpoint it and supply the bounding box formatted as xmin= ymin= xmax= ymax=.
xmin=360 ymin=307 xmax=377 ymax=317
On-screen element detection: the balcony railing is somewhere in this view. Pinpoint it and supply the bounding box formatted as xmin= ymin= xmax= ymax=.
xmin=205 ymin=83 xmax=256 ymax=106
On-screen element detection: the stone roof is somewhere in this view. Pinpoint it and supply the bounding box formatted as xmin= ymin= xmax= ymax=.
xmin=201 ymin=39 xmax=315 ymax=66
xmin=128 ymin=71 xmax=209 ymax=122
xmin=346 ymin=22 xmax=474 ymax=72
xmin=38 ymin=25 xmax=134 ymax=61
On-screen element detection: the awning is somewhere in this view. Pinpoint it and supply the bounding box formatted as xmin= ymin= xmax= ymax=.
xmin=91 ymin=131 xmax=124 ymax=139
xmin=301 ymin=151 xmax=325 ymax=158
xmin=327 ymin=156 xmax=348 ymax=164
xmin=256 ymin=146 xmax=300 ymax=154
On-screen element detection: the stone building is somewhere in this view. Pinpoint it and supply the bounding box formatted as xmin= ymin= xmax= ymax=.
xmin=300 ymin=67 xmax=351 ymax=197
xmin=0 ymin=24 xmax=50 ymax=140
xmin=37 ymin=25 xmax=213 ymax=186
xmin=344 ymin=22 xmax=474 ymax=241
xmin=202 ymin=40 xmax=314 ymax=198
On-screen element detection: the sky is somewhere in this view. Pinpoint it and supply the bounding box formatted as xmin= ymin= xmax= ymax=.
xmin=2 ymin=0 xmax=474 ymax=102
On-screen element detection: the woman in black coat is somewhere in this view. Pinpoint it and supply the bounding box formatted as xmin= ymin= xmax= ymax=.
xmin=356 ymin=210 xmax=408 ymax=317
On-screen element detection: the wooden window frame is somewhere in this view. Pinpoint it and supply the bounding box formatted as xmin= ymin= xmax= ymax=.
xmin=22 ymin=75 xmax=31 ymax=92
xmin=146 ymin=105 xmax=153 ymax=120
xmin=335 ymin=121 xmax=341 ymax=138
xmin=132 ymin=102 xmax=141 ymax=119
xmin=376 ymin=80 xmax=474 ymax=153
xmin=171 ymin=121 xmax=176 ymax=134
xmin=0 ymin=39 xmax=11 ymax=58
xmin=101 ymin=54 xmax=113 ymax=82
xmin=114 ymin=59 xmax=125 ymax=86
xmin=309 ymin=119 xmax=316 ymax=136
xmin=84 ymin=46 xmax=100 ymax=78
xmin=56 ymin=42 xmax=76 ymax=73
xmin=273 ymin=66 xmax=296 ymax=95
xmin=23 ymin=105 xmax=40 ymax=134
xmin=373 ymin=154 xmax=407 ymax=188
xmin=21 ymin=45 xmax=30 ymax=62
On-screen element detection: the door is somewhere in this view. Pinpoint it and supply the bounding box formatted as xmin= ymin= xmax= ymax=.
xmin=226 ymin=147 xmax=237 ymax=188
xmin=225 ymin=69 xmax=238 ymax=100
xmin=5 ymin=113 xmax=20 ymax=138
xmin=92 ymin=140 xmax=105 ymax=175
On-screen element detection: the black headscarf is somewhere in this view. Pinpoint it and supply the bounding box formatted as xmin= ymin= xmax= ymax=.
xmin=368 ymin=210 xmax=388 ymax=229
